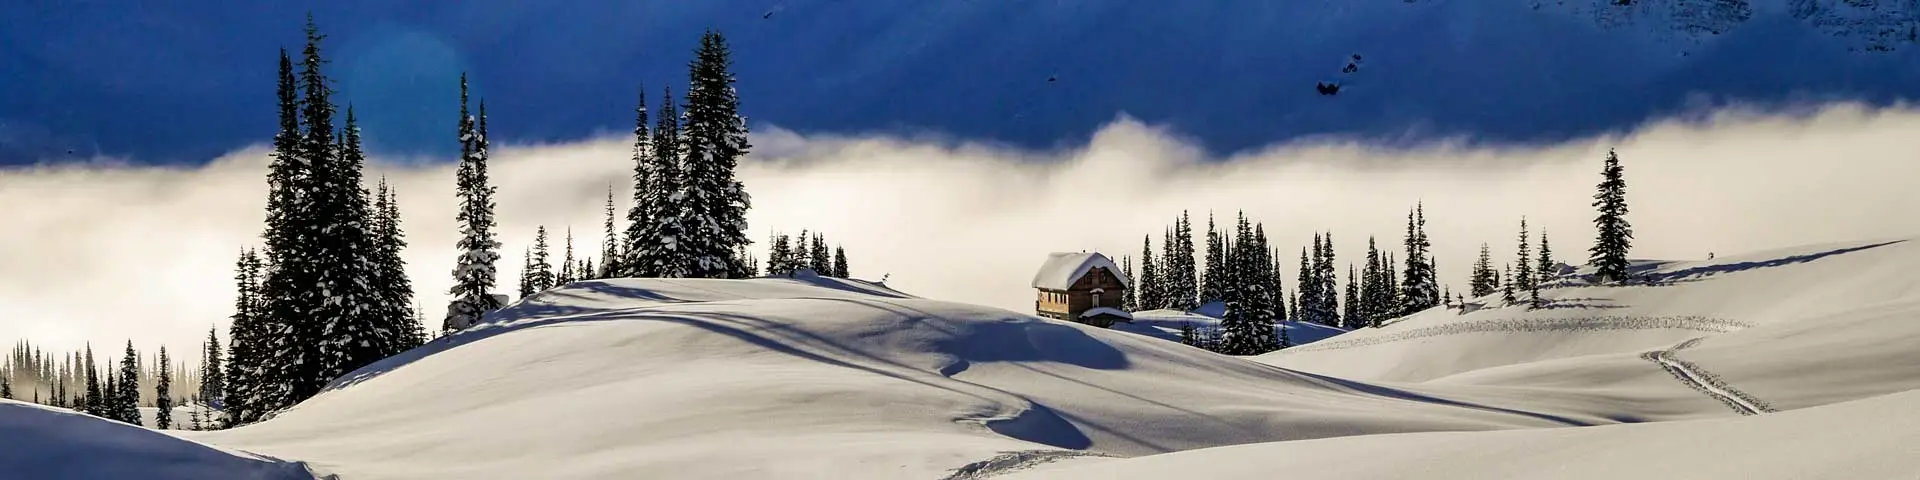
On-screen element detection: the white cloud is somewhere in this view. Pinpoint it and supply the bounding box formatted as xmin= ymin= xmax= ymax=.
xmin=5 ymin=103 xmax=1920 ymax=360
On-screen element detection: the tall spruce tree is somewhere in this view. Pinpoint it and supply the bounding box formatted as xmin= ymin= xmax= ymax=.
xmin=767 ymin=234 xmax=793 ymax=277
xmin=809 ymin=233 xmax=831 ymax=273
xmin=1249 ymin=222 xmax=1278 ymax=351
xmin=200 ymin=327 xmax=223 ymax=409
xmin=1591 ymin=149 xmax=1633 ymax=283
xmin=1399 ymin=204 xmax=1440 ymax=314
xmin=621 ymin=87 xmax=657 ymax=277
xmin=560 ymin=228 xmax=579 ymax=285
xmin=1139 ymin=236 xmax=1160 ymax=310
xmin=1297 ymin=244 xmax=1315 ymax=323
xmin=1217 ymin=213 xmax=1257 ymax=354
xmin=155 ymin=346 xmax=172 ymax=429
xmin=1515 ymin=217 xmax=1534 ymax=294
xmin=600 ymin=186 xmax=622 ymax=278
xmin=1169 ymin=212 xmax=1198 ymax=310
xmin=248 ymin=45 xmax=307 ymax=427
xmin=1202 ymin=213 xmax=1226 ymax=303
xmin=1120 ymin=256 xmax=1137 ymax=311
xmin=1362 ymin=237 xmax=1389 ymax=327
xmin=630 ymin=86 xmax=691 ymax=278
xmin=1537 ymin=231 xmax=1555 ymax=285
xmin=1343 ymin=265 xmax=1360 ymax=329
xmin=117 ymin=342 xmax=140 ymax=424
xmin=832 ymin=245 xmax=849 ymax=278
xmin=224 ymin=248 xmax=269 ymax=424
xmin=1318 ymin=233 xmax=1340 ymax=327
xmin=1502 ymin=263 xmax=1516 ymax=303
xmin=370 ymin=180 xmax=422 ymax=354
xmin=1471 ymin=243 xmax=1496 ymax=298
xmin=518 ymin=248 xmax=535 ymax=299
xmin=680 ymin=30 xmax=754 ymax=278
xmin=529 ymin=226 xmax=555 ymax=291
xmin=1270 ymin=246 xmax=1288 ymax=322
xmin=447 ymin=75 xmax=505 ymax=331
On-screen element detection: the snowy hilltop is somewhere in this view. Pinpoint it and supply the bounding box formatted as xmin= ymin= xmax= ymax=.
xmin=7 ymin=237 xmax=1918 ymax=478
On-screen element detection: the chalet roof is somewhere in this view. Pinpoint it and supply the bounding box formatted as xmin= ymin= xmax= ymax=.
xmin=1031 ymin=252 xmax=1130 ymax=290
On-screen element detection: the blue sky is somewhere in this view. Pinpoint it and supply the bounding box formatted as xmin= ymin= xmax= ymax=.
xmin=6 ymin=0 xmax=1920 ymax=165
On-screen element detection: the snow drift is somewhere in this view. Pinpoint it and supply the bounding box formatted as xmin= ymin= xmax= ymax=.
xmin=52 ymin=236 xmax=1917 ymax=479
xmin=0 ymin=400 xmax=314 ymax=479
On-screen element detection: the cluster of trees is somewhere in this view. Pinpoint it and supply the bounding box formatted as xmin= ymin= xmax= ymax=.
xmin=766 ymin=230 xmax=849 ymax=278
xmin=223 ymin=17 xmax=427 ymax=426
xmin=1116 ymin=147 xmax=1634 ymax=355
xmin=1 ymin=341 xmax=187 ymax=429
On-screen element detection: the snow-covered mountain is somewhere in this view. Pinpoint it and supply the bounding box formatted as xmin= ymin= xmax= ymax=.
xmin=8 ymin=236 xmax=1920 ymax=478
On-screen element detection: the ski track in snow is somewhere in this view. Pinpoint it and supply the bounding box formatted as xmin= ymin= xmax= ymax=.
xmin=1283 ymin=316 xmax=1752 ymax=353
xmin=943 ymin=450 xmax=1115 ymax=480
xmin=1640 ymin=337 xmax=1776 ymax=416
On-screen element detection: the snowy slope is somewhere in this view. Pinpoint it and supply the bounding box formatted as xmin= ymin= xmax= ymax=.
xmin=0 ymin=400 xmax=315 ymax=479
xmin=189 ymin=277 xmax=1615 ymax=479
xmin=160 ymin=236 xmax=1920 ymax=479
xmin=1006 ymin=387 xmax=1920 ymax=480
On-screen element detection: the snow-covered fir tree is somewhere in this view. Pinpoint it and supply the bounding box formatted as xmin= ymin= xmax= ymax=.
xmin=600 ymin=186 xmax=622 ymax=279
xmin=1502 ymin=263 xmax=1517 ymax=303
xmin=1138 ymin=235 xmax=1160 ymax=310
xmin=766 ymin=233 xmax=795 ymax=277
xmin=1297 ymin=244 xmax=1315 ymax=323
xmin=116 ymin=341 xmax=140 ymax=424
xmin=621 ymin=87 xmax=657 ymax=277
xmin=224 ymin=248 xmax=269 ymax=424
xmin=529 ymin=226 xmax=556 ymax=292
xmin=832 ymin=245 xmax=849 ymax=278
xmin=1217 ymin=214 xmax=1256 ymax=354
xmin=1515 ymin=217 xmax=1534 ymax=296
xmin=1471 ymin=243 xmax=1496 ymax=298
xmin=679 ymin=30 xmax=754 ymax=278
xmin=629 ymin=86 xmax=692 ymax=278
xmin=809 ymin=233 xmax=831 ymax=273
xmin=1361 ymin=237 xmax=1389 ymax=327
xmin=1121 ymin=255 xmax=1137 ymax=311
xmin=1317 ymin=233 xmax=1340 ymax=327
xmin=155 ymin=346 xmax=172 ymax=429
xmin=1591 ymin=148 xmax=1633 ymax=283
xmin=559 ymin=227 xmax=579 ymax=285
xmin=1399 ymin=203 xmax=1440 ymax=314
xmin=371 ymin=180 xmax=423 ymax=354
xmin=307 ymin=105 xmax=389 ymax=402
xmin=1247 ymin=222 xmax=1278 ymax=350
xmin=1537 ymin=231 xmax=1555 ymax=286
xmin=1202 ymin=213 xmax=1226 ymax=303
xmin=1270 ymin=245 xmax=1287 ymax=322
xmin=1163 ymin=212 xmax=1198 ymax=310
xmin=447 ymin=75 xmax=505 ymax=331
xmin=200 ymin=327 xmax=222 ymax=409
xmin=517 ymin=248 xmax=534 ymax=299
xmin=1343 ymin=265 xmax=1361 ymax=329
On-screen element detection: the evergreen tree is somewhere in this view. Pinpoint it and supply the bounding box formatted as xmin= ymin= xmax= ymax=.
xmin=250 ymin=44 xmax=309 ymax=427
xmin=833 ymin=245 xmax=849 ymax=278
xmin=447 ymin=74 xmax=505 ymax=331
xmin=370 ymin=180 xmax=422 ymax=354
xmin=518 ymin=248 xmax=535 ymax=299
xmin=1591 ymin=148 xmax=1633 ymax=283
xmin=80 ymin=346 xmax=99 ymax=414
xmin=224 ymin=248 xmax=270 ymax=425
xmin=679 ymin=30 xmax=754 ymax=278
xmin=1297 ymin=244 xmax=1314 ymax=323
xmin=767 ymin=233 xmax=794 ymax=277
xmin=1202 ymin=213 xmax=1226 ymax=303
xmin=621 ymin=86 xmax=657 ymax=277
xmin=155 ymin=346 xmax=172 ymax=429
xmin=1502 ymin=264 xmax=1516 ymax=303
xmin=0 ymin=372 xmax=9 ymax=400
xmin=1168 ymin=212 xmax=1198 ymax=310
xmin=1271 ymin=246 xmax=1287 ymax=322
xmin=1471 ymin=243 xmax=1496 ymax=298
xmin=1120 ymin=255 xmax=1136 ymax=311
xmin=1318 ymin=233 xmax=1340 ymax=327
xmin=600 ymin=186 xmax=623 ymax=278
xmin=529 ymin=226 xmax=555 ymax=291
xmin=809 ymin=233 xmax=831 ymax=273
xmin=1218 ymin=213 xmax=1259 ymax=354
xmin=1343 ymin=265 xmax=1361 ymax=329
xmin=117 ymin=342 xmax=140 ymax=424
xmin=200 ymin=327 xmax=223 ymax=409
xmin=1361 ymin=237 xmax=1389 ymax=328
xmin=1537 ymin=231 xmax=1556 ymax=285
xmin=630 ymin=86 xmax=691 ymax=278
xmin=1515 ymin=217 xmax=1534 ymax=294
xmin=1138 ymin=236 xmax=1160 ymax=310
xmin=1249 ymin=223 xmax=1278 ymax=351
xmin=1399 ymin=204 xmax=1440 ymax=314
xmin=557 ymin=233 xmax=575 ymax=286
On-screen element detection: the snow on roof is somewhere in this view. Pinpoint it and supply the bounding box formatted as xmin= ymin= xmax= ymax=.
xmin=1081 ymin=307 xmax=1133 ymax=321
xmin=1031 ymin=252 xmax=1130 ymax=290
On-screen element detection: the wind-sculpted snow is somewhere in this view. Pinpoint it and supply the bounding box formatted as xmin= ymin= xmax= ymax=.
xmin=1283 ymin=315 xmax=1750 ymax=353
xmin=0 ymin=400 xmax=319 ymax=480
